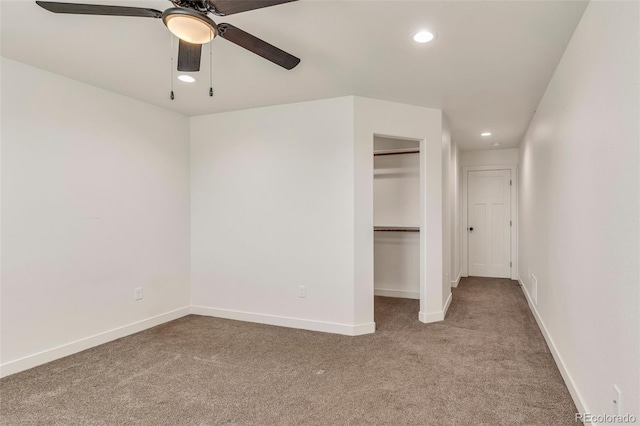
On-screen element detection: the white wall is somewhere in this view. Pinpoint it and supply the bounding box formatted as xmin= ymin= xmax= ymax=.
xmin=0 ymin=58 xmax=191 ymax=376
xmin=441 ymin=116 xmax=453 ymax=301
xmin=460 ymin=148 xmax=519 ymax=167
xmin=450 ymin=138 xmax=462 ymax=287
xmin=190 ymin=97 xmax=367 ymax=334
xmin=191 ymin=96 xmax=448 ymax=332
xmin=518 ymin=1 xmax=639 ymax=419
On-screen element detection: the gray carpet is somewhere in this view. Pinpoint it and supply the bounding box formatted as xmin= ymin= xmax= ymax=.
xmin=0 ymin=277 xmax=579 ymax=425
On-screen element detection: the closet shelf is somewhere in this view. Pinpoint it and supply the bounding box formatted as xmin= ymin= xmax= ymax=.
xmin=374 ymin=167 xmax=419 ymax=176
xmin=374 ymin=226 xmax=420 ymax=232
xmin=373 ymin=148 xmax=420 ymax=157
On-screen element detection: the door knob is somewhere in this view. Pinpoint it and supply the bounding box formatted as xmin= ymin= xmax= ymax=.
xmin=468 ymin=227 xmax=474 ymax=232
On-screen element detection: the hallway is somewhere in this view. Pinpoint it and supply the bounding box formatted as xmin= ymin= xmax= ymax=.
xmin=376 ymin=277 xmax=579 ymax=424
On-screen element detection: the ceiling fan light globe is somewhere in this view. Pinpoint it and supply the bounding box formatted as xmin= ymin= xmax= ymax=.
xmin=162 ymin=9 xmax=217 ymax=44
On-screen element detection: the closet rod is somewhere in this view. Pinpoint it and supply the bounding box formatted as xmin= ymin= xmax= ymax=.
xmin=373 ymin=149 xmax=420 ymax=157
xmin=374 ymin=226 xmax=420 ymax=232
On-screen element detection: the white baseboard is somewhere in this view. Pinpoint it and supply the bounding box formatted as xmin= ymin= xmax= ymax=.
xmin=191 ymin=306 xmax=376 ymax=336
xmin=418 ymin=292 xmax=453 ymax=323
xmin=450 ymin=271 xmax=462 ymax=288
xmin=443 ymin=291 xmax=452 ymax=317
xmin=374 ymin=288 xmax=420 ymax=299
xmin=518 ymin=277 xmax=590 ymax=420
xmin=1 ymin=304 xmax=378 ymax=378
xmin=0 ymin=306 xmax=191 ymax=379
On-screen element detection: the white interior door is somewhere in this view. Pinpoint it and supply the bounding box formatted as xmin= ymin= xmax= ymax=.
xmin=467 ymin=169 xmax=511 ymax=278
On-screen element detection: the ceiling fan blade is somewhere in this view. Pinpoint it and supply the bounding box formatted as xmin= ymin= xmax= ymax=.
xmin=35 ymin=1 xmax=162 ymax=18
xmin=177 ymin=39 xmax=202 ymax=72
xmin=208 ymin=0 xmax=297 ymax=16
xmin=217 ymin=24 xmax=300 ymax=70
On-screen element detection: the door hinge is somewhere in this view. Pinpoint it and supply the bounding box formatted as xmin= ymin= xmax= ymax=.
xmin=510 ymin=261 xmax=512 ymax=268
xmin=510 ymin=179 xmax=512 ymax=186
xmin=510 ymin=220 xmax=512 ymax=227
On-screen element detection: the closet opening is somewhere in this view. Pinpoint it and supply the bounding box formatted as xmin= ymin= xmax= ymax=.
xmin=373 ymin=135 xmax=421 ymax=326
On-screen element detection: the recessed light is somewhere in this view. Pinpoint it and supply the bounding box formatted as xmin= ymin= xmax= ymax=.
xmin=413 ymin=31 xmax=435 ymax=43
xmin=178 ymin=75 xmax=196 ymax=83
xmin=492 ymin=142 xmax=501 ymax=147
xmin=481 ymin=132 xmax=492 ymax=137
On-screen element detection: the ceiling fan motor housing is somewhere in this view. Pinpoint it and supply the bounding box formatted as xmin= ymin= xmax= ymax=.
xmin=171 ymin=0 xmax=211 ymax=14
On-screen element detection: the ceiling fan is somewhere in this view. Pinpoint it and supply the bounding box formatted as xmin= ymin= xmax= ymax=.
xmin=35 ymin=0 xmax=301 ymax=72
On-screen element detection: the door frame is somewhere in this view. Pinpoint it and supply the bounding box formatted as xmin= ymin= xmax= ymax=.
xmin=462 ymin=164 xmax=518 ymax=280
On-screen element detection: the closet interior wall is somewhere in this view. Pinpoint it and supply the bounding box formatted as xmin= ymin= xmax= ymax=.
xmin=373 ymin=137 xmax=421 ymax=300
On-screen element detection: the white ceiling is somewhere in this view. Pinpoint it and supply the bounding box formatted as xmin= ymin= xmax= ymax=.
xmin=1 ymin=0 xmax=587 ymax=150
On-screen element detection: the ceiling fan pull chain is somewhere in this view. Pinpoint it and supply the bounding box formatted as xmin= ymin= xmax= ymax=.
xmin=170 ymin=34 xmax=175 ymax=101
xmin=209 ymin=28 xmax=214 ymax=97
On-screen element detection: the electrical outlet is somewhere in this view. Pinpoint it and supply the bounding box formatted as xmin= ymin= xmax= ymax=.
xmin=134 ymin=287 xmax=143 ymax=301
xmin=531 ymin=274 xmax=538 ymax=305
xmin=613 ymin=385 xmax=621 ymax=415
xmin=298 ymin=285 xmax=306 ymax=298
